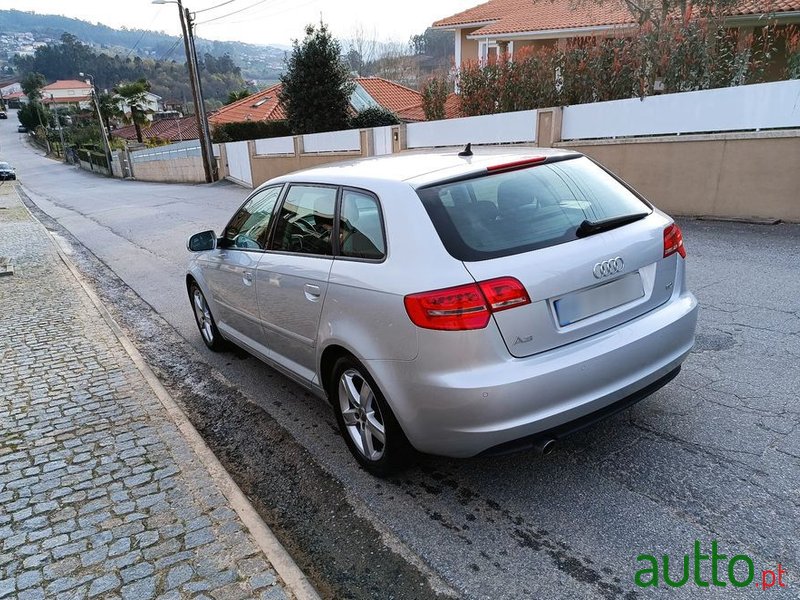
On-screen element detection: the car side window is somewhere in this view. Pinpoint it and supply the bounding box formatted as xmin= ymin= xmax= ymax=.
xmin=339 ymin=190 xmax=385 ymax=260
xmin=224 ymin=185 xmax=283 ymax=250
xmin=270 ymin=185 xmax=337 ymax=256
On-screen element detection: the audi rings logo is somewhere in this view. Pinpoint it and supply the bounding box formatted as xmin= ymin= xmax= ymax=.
xmin=593 ymin=257 xmax=624 ymax=279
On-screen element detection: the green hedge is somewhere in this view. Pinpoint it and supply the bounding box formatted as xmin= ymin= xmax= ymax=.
xmin=212 ymin=120 xmax=292 ymax=143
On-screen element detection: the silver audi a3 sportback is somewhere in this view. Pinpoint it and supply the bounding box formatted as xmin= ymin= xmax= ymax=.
xmin=186 ymin=148 xmax=698 ymax=476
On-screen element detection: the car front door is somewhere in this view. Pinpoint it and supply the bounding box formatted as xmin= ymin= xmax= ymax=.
xmin=200 ymin=185 xmax=282 ymax=353
xmin=255 ymin=184 xmax=337 ymax=383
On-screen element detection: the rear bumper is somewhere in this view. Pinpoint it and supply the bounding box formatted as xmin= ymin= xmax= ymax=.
xmin=367 ymin=291 xmax=698 ymax=458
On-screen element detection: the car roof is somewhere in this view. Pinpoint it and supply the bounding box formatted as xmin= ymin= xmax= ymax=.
xmin=265 ymin=146 xmax=581 ymax=190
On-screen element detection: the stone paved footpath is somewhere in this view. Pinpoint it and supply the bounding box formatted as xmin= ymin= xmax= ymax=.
xmin=0 ymin=182 xmax=291 ymax=600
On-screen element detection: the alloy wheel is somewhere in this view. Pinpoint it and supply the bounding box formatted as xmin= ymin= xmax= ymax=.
xmin=338 ymin=368 xmax=386 ymax=461
xmin=192 ymin=288 xmax=215 ymax=344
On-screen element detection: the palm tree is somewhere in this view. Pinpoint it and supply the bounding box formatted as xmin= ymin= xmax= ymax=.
xmin=114 ymin=79 xmax=153 ymax=143
xmin=98 ymin=92 xmax=123 ymax=133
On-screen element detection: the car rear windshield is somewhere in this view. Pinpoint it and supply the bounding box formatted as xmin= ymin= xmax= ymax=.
xmin=416 ymin=156 xmax=651 ymax=261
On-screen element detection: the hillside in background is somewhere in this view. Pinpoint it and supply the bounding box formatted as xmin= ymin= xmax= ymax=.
xmin=0 ymin=9 xmax=285 ymax=84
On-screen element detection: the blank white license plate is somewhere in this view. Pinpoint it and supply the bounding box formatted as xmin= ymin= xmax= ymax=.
xmin=555 ymin=273 xmax=644 ymax=327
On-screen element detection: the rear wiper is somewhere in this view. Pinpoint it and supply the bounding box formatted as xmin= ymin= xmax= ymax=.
xmin=575 ymin=213 xmax=649 ymax=238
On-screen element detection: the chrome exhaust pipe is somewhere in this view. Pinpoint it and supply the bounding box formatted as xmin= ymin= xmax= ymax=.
xmin=535 ymin=438 xmax=557 ymax=456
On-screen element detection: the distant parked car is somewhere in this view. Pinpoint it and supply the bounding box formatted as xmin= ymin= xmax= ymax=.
xmin=0 ymin=111 xmax=7 ymax=119
xmin=17 ymin=124 xmax=27 ymax=133
xmin=185 ymin=148 xmax=698 ymax=475
xmin=0 ymin=162 xmax=16 ymax=180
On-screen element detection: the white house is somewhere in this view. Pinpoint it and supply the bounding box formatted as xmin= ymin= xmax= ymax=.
xmin=117 ymin=91 xmax=162 ymax=122
xmin=41 ymin=79 xmax=94 ymax=110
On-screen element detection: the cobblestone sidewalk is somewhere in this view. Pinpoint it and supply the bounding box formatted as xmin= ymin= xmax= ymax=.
xmin=0 ymin=183 xmax=291 ymax=600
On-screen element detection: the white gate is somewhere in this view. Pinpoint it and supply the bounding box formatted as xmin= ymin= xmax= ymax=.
xmin=372 ymin=126 xmax=393 ymax=156
xmin=225 ymin=140 xmax=252 ymax=187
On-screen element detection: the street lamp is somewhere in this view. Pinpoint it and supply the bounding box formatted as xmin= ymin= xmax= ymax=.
xmin=80 ymin=72 xmax=113 ymax=175
xmin=152 ymin=0 xmax=216 ymax=182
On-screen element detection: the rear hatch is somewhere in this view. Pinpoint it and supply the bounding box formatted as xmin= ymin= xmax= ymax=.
xmin=415 ymin=156 xmax=679 ymax=357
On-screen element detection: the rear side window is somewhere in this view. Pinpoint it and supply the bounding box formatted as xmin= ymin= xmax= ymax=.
xmin=416 ymin=156 xmax=650 ymax=261
xmin=339 ymin=190 xmax=385 ymax=260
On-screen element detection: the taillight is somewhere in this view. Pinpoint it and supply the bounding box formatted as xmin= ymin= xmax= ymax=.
xmin=663 ymin=223 xmax=686 ymax=259
xmin=404 ymin=277 xmax=530 ymax=331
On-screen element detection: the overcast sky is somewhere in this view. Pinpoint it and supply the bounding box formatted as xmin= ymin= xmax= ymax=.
xmin=0 ymin=0 xmax=476 ymax=47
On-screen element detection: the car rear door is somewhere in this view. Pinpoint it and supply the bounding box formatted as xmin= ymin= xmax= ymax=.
xmin=255 ymin=184 xmax=337 ymax=383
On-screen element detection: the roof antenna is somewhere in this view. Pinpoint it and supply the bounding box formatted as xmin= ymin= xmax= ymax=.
xmin=458 ymin=143 xmax=473 ymax=157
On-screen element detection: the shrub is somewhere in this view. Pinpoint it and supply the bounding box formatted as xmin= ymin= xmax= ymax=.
xmin=422 ymin=75 xmax=450 ymax=120
xmin=456 ymin=19 xmax=787 ymax=117
xmin=212 ymin=120 xmax=292 ymax=143
xmin=349 ymin=106 xmax=400 ymax=128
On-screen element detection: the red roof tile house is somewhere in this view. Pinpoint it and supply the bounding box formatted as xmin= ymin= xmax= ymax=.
xmin=41 ymin=80 xmax=94 ymax=110
xmin=433 ymin=0 xmax=800 ymax=70
xmin=111 ymin=116 xmax=200 ymax=143
xmin=209 ymin=77 xmax=431 ymax=127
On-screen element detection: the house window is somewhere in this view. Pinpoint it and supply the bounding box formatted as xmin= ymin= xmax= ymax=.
xmin=479 ymin=41 xmax=514 ymax=65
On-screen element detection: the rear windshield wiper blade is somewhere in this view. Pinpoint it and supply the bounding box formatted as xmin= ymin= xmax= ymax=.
xmin=575 ymin=212 xmax=649 ymax=238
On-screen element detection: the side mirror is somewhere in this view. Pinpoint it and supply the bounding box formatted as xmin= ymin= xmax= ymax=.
xmin=187 ymin=230 xmax=217 ymax=252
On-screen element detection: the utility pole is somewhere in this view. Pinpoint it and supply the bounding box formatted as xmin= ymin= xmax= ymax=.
xmin=152 ymin=0 xmax=216 ymax=182
xmin=185 ymin=9 xmax=217 ymax=182
xmin=50 ymin=94 xmax=67 ymax=162
xmin=81 ymin=73 xmax=113 ymax=175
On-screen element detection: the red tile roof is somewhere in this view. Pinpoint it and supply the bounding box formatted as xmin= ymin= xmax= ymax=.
xmin=433 ymin=0 xmax=529 ymax=27
xmin=42 ymin=80 xmax=92 ymax=91
xmin=208 ymin=83 xmax=285 ymax=127
xmin=396 ymin=93 xmax=463 ymax=121
xmin=434 ymin=0 xmax=800 ymax=34
xmin=209 ymin=77 xmax=426 ymax=126
xmin=111 ymin=116 xmax=200 ymax=142
xmin=355 ymin=77 xmax=422 ymax=113
xmin=473 ymin=1 xmax=634 ymax=35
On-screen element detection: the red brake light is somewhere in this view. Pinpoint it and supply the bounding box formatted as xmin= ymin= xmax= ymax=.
xmin=486 ymin=156 xmax=547 ymax=172
xmin=663 ymin=224 xmax=686 ymax=259
xmin=404 ymin=277 xmax=530 ymax=331
xmin=478 ymin=277 xmax=531 ymax=312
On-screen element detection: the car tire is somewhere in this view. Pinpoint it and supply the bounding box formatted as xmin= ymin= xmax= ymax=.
xmin=189 ymin=282 xmax=225 ymax=351
xmin=330 ymin=356 xmax=414 ymax=477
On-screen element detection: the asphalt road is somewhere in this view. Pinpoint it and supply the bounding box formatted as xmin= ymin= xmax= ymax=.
xmin=3 ymin=117 xmax=799 ymax=599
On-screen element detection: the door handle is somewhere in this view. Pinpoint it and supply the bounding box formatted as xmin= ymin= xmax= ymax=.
xmin=243 ymin=271 xmax=254 ymax=285
xmin=304 ymin=283 xmax=321 ymax=301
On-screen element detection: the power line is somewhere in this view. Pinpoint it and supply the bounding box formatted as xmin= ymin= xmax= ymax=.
xmin=195 ymin=0 xmax=272 ymax=25
xmin=199 ymin=0 xmax=312 ymax=27
xmin=126 ymin=7 xmax=163 ymax=58
xmin=194 ymin=0 xmax=239 ymax=13
xmin=157 ymin=37 xmax=183 ymax=62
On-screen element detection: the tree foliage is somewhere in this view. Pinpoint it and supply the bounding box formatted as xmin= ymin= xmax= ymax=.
xmin=422 ymin=75 xmax=450 ymax=121
xmin=14 ymin=33 xmax=246 ymax=108
xmin=350 ymin=106 xmax=400 ymax=128
xmin=17 ymin=102 xmax=49 ymax=130
xmin=457 ymin=21 xmax=796 ymax=116
xmin=225 ymin=89 xmax=251 ymax=105
xmin=278 ymin=23 xmax=354 ymax=134
xmin=114 ymin=79 xmax=153 ymax=143
xmin=211 ymin=120 xmax=292 ymax=143
xmin=20 ymin=72 xmax=46 ymax=102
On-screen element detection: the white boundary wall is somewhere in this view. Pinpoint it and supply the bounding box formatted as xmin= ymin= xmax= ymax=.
xmin=407 ymin=110 xmax=537 ymax=148
xmin=255 ymin=136 xmax=295 ymax=155
xmin=302 ymin=129 xmax=360 ymax=153
xmin=562 ymin=80 xmax=800 ymax=140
